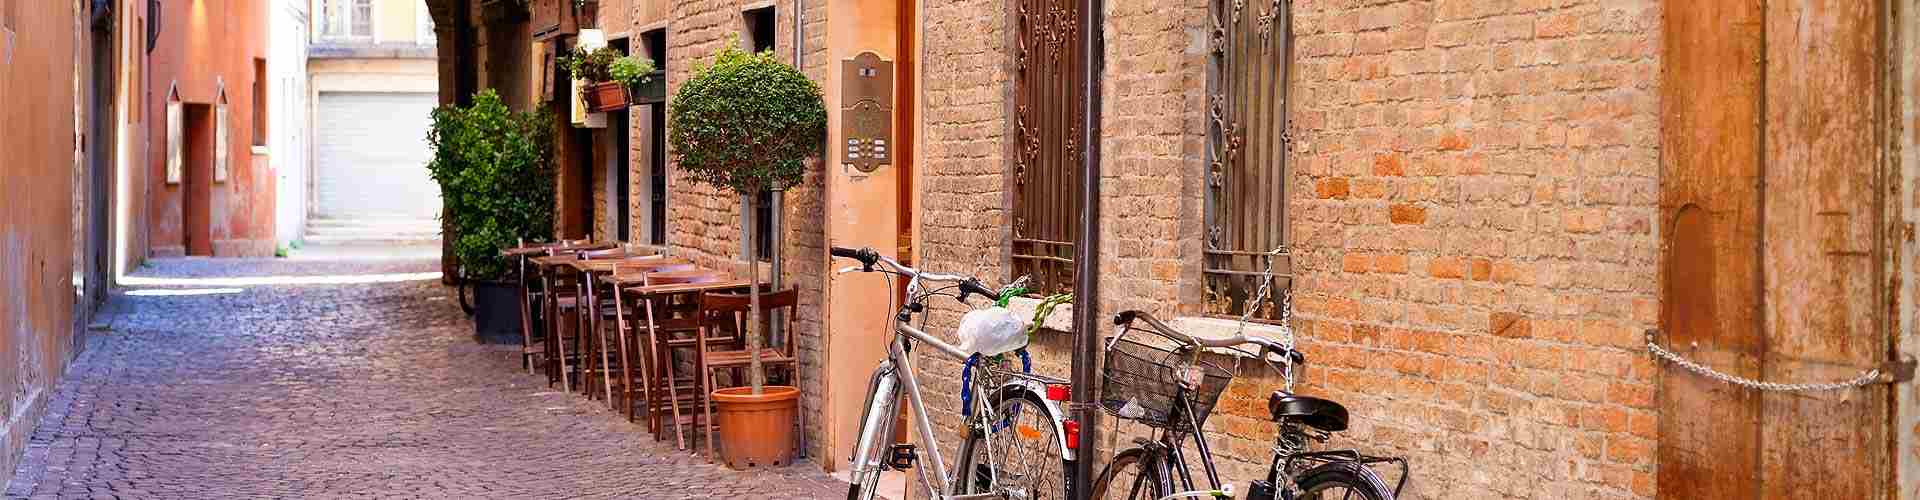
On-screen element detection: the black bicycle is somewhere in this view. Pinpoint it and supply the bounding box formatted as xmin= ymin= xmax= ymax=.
xmin=1091 ymin=311 xmax=1407 ymax=500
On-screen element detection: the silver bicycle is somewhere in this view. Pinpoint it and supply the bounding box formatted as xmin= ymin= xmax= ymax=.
xmin=832 ymin=246 xmax=1076 ymax=500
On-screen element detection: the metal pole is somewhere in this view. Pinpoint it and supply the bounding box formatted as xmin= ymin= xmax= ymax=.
xmin=1069 ymin=0 xmax=1104 ymax=494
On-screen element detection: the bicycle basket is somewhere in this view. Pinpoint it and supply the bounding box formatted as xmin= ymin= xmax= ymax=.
xmin=1100 ymin=335 xmax=1233 ymax=430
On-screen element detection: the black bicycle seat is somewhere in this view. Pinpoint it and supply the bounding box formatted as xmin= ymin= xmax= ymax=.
xmin=1268 ymin=392 xmax=1348 ymax=432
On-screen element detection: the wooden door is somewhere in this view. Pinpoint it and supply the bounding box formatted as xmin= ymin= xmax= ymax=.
xmin=1659 ymin=1 xmax=1893 ymax=498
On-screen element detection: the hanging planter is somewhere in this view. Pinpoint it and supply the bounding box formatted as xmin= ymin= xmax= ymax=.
xmin=583 ymin=81 xmax=630 ymax=112
xmin=564 ymin=46 xmax=656 ymax=113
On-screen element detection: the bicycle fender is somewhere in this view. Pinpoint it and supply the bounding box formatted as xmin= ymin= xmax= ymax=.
xmin=1291 ymin=462 xmax=1396 ymax=500
xmin=989 ymin=379 xmax=1075 ymax=461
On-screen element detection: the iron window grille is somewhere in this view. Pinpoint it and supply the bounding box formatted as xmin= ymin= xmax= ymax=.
xmin=1203 ymin=0 xmax=1293 ymax=321
xmin=1010 ymin=0 xmax=1086 ymax=295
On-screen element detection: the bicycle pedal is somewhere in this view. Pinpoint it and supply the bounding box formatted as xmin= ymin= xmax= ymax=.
xmin=886 ymin=444 xmax=918 ymax=470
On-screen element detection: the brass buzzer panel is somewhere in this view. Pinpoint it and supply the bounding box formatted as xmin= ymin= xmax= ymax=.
xmin=842 ymin=51 xmax=893 ymax=173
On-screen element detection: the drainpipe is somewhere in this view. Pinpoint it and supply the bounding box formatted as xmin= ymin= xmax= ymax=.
xmin=1068 ymin=0 xmax=1104 ymax=495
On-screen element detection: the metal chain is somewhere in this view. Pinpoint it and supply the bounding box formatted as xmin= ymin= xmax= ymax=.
xmin=1236 ymin=245 xmax=1294 ymax=351
xmin=1646 ymin=331 xmax=1886 ymax=392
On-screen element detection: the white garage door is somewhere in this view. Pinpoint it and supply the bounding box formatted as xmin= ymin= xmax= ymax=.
xmin=313 ymin=91 xmax=440 ymax=219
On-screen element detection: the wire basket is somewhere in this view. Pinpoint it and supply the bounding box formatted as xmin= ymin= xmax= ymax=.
xmin=1100 ymin=335 xmax=1234 ymax=431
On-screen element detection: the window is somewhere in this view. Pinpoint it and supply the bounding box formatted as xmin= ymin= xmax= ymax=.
xmin=743 ymin=6 xmax=777 ymax=259
xmin=251 ymin=58 xmax=266 ymax=146
xmin=165 ymin=88 xmax=181 ymax=184
xmin=415 ymin=0 xmax=435 ymax=45
xmin=319 ymin=0 xmax=372 ymax=39
xmin=1202 ymin=0 xmax=1292 ymax=320
xmin=1011 ymin=0 xmax=1087 ymax=295
xmin=214 ymin=89 xmax=228 ymax=183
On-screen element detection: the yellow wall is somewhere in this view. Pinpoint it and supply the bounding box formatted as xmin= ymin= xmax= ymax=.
xmin=374 ymin=0 xmax=416 ymax=43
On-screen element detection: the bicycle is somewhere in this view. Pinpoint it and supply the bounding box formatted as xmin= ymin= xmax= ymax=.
xmin=1091 ymin=311 xmax=1407 ymax=500
xmin=832 ymin=246 xmax=1077 ymax=500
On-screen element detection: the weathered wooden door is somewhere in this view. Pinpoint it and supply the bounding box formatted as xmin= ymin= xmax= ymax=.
xmin=1659 ymin=1 xmax=1897 ymax=498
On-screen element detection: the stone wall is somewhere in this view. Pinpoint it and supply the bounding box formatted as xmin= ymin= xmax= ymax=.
xmin=913 ymin=0 xmax=1662 ymax=498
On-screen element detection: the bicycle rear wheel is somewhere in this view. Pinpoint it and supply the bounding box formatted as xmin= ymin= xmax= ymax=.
xmin=1293 ymin=464 xmax=1394 ymax=500
xmin=1089 ymin=448 xmax=1165 ymax=500
xmin=953 ymin=389 xmax=1068 ymax=499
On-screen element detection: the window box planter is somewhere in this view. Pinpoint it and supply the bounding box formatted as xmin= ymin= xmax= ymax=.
xmin=633 ymin=71 xmax=668 ymax=104
xmin=583 ymin=81 xmax=631 ymax=113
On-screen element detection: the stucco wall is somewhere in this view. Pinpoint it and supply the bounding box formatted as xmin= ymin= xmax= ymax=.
xmin=0 ymin=0 xmax=85 ymax=486
xmin=145 ymin=0 xmax=274 ymax=257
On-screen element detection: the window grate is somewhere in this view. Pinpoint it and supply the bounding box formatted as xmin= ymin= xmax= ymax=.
xmin=1011 ymin=0 xmax=1086 ymax=295
xmin=1203 ymin=0 xmax=1293 ymax=320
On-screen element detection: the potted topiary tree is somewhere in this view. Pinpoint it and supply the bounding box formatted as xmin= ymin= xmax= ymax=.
xmin=669 ymin=39 xmax=826 ymax=468
xmin=426 ymin=89 xmax=557 ymax=343
xmin=566 ymin=46 xmax=656 ymax=113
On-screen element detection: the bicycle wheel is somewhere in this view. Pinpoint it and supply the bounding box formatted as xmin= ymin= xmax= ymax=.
xmin=1089 ymin=448 xmax=1166 ymax=500
xmin=953 ymin=388 xmax=1068 ymax=499
xmin=1293 ymin=463 xmax=1394 ymax=500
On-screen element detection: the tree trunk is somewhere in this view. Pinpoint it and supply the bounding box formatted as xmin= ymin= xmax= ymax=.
xmin=742 ymin=193 xmax=766 ymax=394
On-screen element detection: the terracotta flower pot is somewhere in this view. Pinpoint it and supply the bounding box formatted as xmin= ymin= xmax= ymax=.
xmin=583 ymin=81 xmax=630 ymax=113
xmin=711 ymin=385 xmax=800 ymax=470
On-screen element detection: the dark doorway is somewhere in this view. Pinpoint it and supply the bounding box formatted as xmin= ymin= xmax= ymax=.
xmin=86 ymin=11 xmax=115 ymax=311
xmin=642 ymin=28 xmax=667 ymax=245
xmin=610 ymin=38 xmax=631 ymax=242
xmin=742 ymin=6 xmax=775 ymax=260
xmin=184 ymin=104 xmax=214 ymax=257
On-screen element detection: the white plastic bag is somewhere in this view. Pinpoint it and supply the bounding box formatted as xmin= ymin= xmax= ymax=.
xmin=957 ymin=306 xmax=1030 ymax=356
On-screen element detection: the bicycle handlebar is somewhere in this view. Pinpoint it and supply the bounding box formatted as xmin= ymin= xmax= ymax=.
xmin=831 ymin=246 xmax=1001 ymax=303
xmin=1113 ymin=310 xmax=1305 ymax=366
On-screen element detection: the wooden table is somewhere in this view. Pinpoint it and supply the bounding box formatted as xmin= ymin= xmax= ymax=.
xmin=612 ymin=274 xmax=753 ymax=447
xmin=564 ymin=255 xmax=676 ymax=405
xmin=497 ymin=242 xmax=616 ymax=379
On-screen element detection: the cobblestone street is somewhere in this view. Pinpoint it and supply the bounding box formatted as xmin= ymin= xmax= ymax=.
xmin=4 ymin=256 xmax=844 ymax=499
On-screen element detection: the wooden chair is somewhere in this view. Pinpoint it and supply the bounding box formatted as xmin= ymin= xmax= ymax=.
xmin=572 ymin=247 xmax=631 ymax=398
xmin=540 ymin=243 xmax=609 ymax=393
xmin=637 ymin=270 xmax=730 ymax=449
xmin=608 ymin=258 xmax=696 ymax=424
xmin=696 ymin=289 xmax=801 ymax=461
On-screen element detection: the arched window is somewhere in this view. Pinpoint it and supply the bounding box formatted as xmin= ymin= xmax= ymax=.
xmin=214 ymin=86 xmax=228 ymax=182
xmin=165 ymin=84 xmax=182 ymax=184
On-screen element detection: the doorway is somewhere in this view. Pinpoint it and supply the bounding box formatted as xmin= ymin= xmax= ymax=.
xmin=86 ymin=16 xmax=115 ymax=307
xmin=183 ymin=103 xmax=213 ymax=257
xmin=1657 ymin=1 xmax=1896 ymax=497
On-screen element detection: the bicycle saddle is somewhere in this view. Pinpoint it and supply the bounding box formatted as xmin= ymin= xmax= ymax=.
xmin=1269 ymin=391 xmax=1348 ymax=432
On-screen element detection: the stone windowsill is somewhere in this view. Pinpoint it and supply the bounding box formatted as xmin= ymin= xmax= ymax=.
xmin=1002 ymin=296 xmax=1291 ymax=359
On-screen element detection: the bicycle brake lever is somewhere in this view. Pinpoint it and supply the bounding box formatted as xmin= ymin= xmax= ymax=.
xmin=836 ymin=265 xmax=863 ymax=275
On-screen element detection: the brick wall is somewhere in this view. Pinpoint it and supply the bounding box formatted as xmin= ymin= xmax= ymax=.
xmin=914 ymin=0 xmax=1662 ymax=498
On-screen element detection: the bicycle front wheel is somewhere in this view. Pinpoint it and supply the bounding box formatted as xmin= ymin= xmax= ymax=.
xmin=1089 ymin=448 xmax=1165 ymax=500
xmin=1294 ymin=463 xmax=1394 ymax=500
xmin=953 ymin=388 xmax=1068 ymax=499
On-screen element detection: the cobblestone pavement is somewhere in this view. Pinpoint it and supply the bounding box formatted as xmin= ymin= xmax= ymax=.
xmin=5 ymin=257 xmax=845 ymax=499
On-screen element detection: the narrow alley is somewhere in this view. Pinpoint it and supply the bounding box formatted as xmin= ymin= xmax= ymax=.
xmin=2 ymin=255 xmax=842 ymax=499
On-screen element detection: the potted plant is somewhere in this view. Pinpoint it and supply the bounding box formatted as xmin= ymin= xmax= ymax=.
xmin=425 ymin=89 xmax=557 ymax=344
xmin=566 ymin=46 xmax=656 ymax=113
xmin=669 ymin=39 xmax=826 ymax=469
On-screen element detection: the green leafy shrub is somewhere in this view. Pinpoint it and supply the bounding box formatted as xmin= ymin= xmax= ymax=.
xmin=562 ymin=46 xmax=621 ymax=83
xmin=669 ymin=39 xmax=827 ymax=194
xmin=426 ymin=90 xmax=556 ymax=282
xmin=608 ymin=55 xmax=658 ymax=89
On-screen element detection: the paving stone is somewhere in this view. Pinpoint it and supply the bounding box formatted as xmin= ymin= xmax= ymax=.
xmin=5 ymin=257 xmax=845 ymax=499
